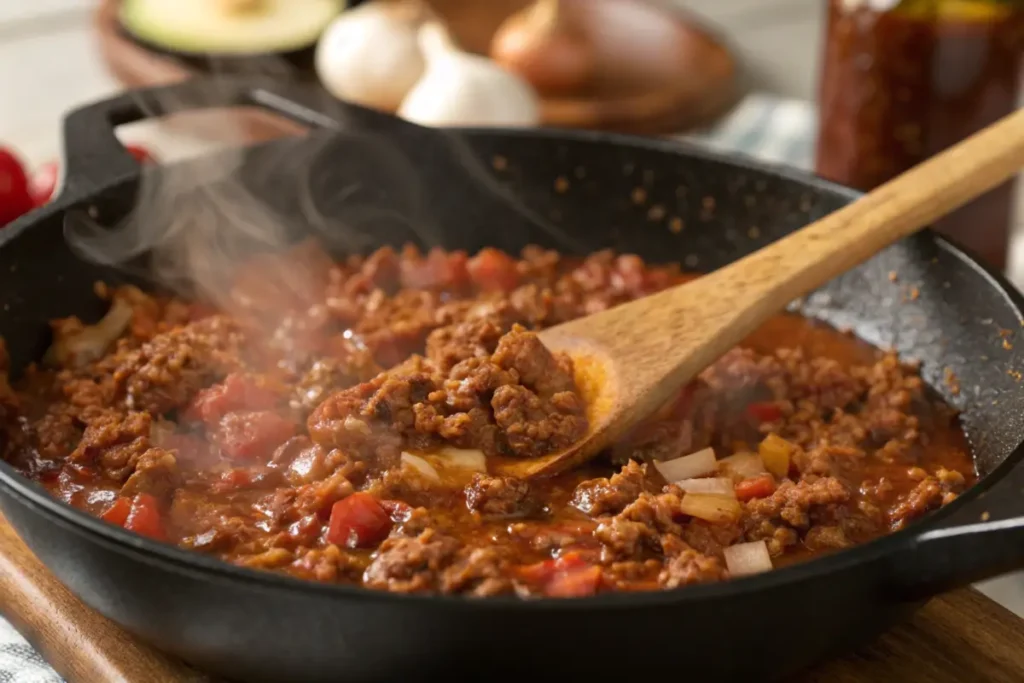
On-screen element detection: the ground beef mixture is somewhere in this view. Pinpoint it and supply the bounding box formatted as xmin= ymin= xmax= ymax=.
xmin=1 ymin=241 xmax=976 ymax=598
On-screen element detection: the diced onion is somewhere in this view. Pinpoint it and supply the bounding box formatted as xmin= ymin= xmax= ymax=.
xmin=678 ymin=493 xmax=742 ymax=523
xmin=717 ymin=452 xmax=767 ymax=480
xmin=343 ymin=416 xmax=372 ymax=435
xmin=400 ymin=452 xmax=440 ymax=483
xmin=758 ymin=434 xmax=794 ymax=478
xmin=723 ymin=540 xmax=773 ymax=577
xmin=436 ymin=447 xmax=487 ymax=473
xmin=653 ymin=447 xmax=717 ymax=483
xmin=675 ymin=478 xmax=736 ymax=497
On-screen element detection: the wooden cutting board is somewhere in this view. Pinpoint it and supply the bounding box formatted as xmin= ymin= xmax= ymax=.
xmin=2 ymin=512 xmax=1024 ymax=682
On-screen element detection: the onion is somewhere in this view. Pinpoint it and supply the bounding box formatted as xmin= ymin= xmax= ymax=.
xmin=675 ymin=478 xmax=735 ymax=497
xmin=678 ymin=493 xmax=742 ymax=524
xmin=43 ymin=298 xmax=133 ymax=369
xmin=400 ymin=452 xmax=440 ymax=483
xmin=717 ymin=452 xmax=767 ymax=481
xmin=723 ymin=540 xmax=773 ymax=577
xmin=436 ymin=447 xmax=487 ymax=473
xmin=652 ymin=447 xmax=717 ymax=483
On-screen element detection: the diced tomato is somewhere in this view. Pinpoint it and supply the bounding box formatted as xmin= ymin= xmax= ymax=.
xmin=516 ymin=552 xmax=601 ymax=597
xmin=124 ymin=493 xmax=167 ymax=540
xmin=325 ymin=492 xmax=392 ymax=548
xmin=101 ymin=497 xmax=132 ymax=526
xmin=215 ymin=411 xmax=296 ymax=460
xmin=734 ymin=473 xmax=777 ymax=502
xmin=210 ymin=468 xmax=253 ymax=493
xmin=125 ymin=144 xmax=157 ymax=165
xmin=0 ymin=147 xmax=33 ymax=226
xmin=747 ymin=402 xmax=783 ymax=422
xmin=104 ymin=494 xmax=166 ymax=540
xmin=467 ymin=247 xmax=520 ymax=292
xmin=187 ymin=374 xmax=279 ymax=424
xmin=546 ymin=565 xmax=602 ymax=597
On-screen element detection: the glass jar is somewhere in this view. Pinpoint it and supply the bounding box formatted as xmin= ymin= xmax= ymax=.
xmin=815 ymin=0 xmax=1023 ymax=269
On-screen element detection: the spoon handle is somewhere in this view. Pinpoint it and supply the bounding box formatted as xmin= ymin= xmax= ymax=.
xmin=702 ymin=106 xmax=1024 ymax=323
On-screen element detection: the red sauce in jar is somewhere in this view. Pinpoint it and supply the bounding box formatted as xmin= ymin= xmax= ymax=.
xmin=816 ymin=0 xmax=1023 ymax=269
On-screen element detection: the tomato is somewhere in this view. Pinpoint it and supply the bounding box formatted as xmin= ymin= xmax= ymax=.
xmin=101 ymin=497 xmax=132 ymax=526
xmin=215 ymin=411 xmax=296 ymax=460
xmin=734 ymin=473 xmax=777 ymax=502
xmin=747 ymin=402 xmax=783 ymax=422
xmin=29 ymin=161 xmax=58 ymax=207
xmin=0 ymin=148 xmax=33 ymax=226
xmin=467 ymin=247 xmax=520 ymax=292
xmin=125 ymin=144 xmax=157 ymax=165
xmin=210 ymin=468 xmax=253 ymax=493
xmin=325 ymin=493 xmax=392 ymax=548
xmin=188 ymin=374 xmax=279 ymax=424
xmin=124 ymin=493 xmax=167 ymax=540
xmin=546 ymin=565 xmax=602 ymax=597
xmin=103 ymin=494 xmax=166 ymax=540
xmin=516 ymin=552 xmax=602 ymax=597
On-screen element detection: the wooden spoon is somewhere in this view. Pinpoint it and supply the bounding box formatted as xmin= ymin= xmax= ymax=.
xmin=493 ymin=107 xmax=1024 ymax=480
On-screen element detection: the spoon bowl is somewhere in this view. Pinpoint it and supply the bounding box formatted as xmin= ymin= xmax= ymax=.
xmin=494 ymin=106 xmax=1024 ymax=480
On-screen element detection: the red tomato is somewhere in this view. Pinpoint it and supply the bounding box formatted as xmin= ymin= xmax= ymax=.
xmin=325 ymin=493 xmax=392 ymax=548
xmin=215 ymin=411 xmax=296 ymax=460
xmin=747 ymin=402 xmax=783 ymax=422
xmin=210 ymin=468 xmax=253 ymax=493
xmin=125 ymin=144 xmax=157 ymax=165
xmin=101 ymin=497 xmax=132 ymax=527
xmin=467 ymin=247 xmax=520 ymax=292
xmin=545 ymin=565 xmax=602 ymax=597
xmin=0 ymin=148 xmax=33 ymax=226
xmin=188 ymin=374 xmax=279 ymax=424
xmin=517 ymin=552 xmax=601 ymax=596
xmin=124 ymin=493 xmax=167 ymax=540
xmin=103 ymin=494 xmax=166 ymax=540
xmin=29 ymin=161 xmax=58 ymax=207
xmin=735 ymin=474 xmax=777 ymax=502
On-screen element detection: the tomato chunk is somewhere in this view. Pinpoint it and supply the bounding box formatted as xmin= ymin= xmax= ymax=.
xmin=124 ymin=493 xmax=167 ymax=540
xmin=400 ymin=247 xmax=470 ymax=290
xmin=104 ymin=494 xmax=166 ymax=540
xmin=546 ymin=565 xmax=602 ymax=597
xmin=735 ymin=474 xmax=777 ymax=502
xmin=747 ymin=402 xmax=783 ymax=422
xmin=101 ymin=497 xmax=131 ymax=526
xmin=188 ymin=374 xmax=279 ymax=424
xmin=517 ymin=552 xmax=601 ymax=597
xmin=215 ymin=411 xmax=296 ymax=460
xmin=467 ymin=247 xmax=520 ymax=292
xmin=326 ymin=493 xmax=392 ymax=548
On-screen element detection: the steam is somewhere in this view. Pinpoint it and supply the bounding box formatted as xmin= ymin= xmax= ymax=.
xmin=62 ymin=69 xmax=580 ymax=321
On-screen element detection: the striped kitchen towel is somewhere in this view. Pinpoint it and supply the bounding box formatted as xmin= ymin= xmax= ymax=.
xmin=0 ymin=92 xmax=816 ymax=683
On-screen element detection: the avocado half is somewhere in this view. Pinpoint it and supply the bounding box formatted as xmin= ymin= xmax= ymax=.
xmin=119 ymin=0 xmax=346 ymax=56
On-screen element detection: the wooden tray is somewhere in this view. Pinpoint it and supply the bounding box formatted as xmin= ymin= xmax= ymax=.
xmin=3 ymin=510 xmax=1024 ymax=683
xmin=94 ymin=0 xmax=741 ymax=139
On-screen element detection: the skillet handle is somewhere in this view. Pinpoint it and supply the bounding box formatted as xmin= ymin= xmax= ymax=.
xmin=59 ymin=78 xmax=406 ymax=199
xmin=887 ymin=517 xmax=1024 ymax=601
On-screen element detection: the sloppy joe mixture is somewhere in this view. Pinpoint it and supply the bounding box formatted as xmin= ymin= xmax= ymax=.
xmin=0 ymin=242 xmax=975 ymax=597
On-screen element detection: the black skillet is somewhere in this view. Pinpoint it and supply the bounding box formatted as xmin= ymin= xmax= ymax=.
xmin=2 ymin=79 xmax=1024 ymax=683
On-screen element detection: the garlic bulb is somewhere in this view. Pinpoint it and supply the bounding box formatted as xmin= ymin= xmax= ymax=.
xmin=315 ymin=1 xmax=426 ymax=112
xmin=398 ymin=21 xmax=541 ymax=128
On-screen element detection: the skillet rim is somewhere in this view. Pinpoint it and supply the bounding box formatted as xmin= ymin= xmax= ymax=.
xmin=1 ymin=127 xmax=1022 ymax=612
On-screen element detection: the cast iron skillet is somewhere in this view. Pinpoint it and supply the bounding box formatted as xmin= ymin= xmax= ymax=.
xmin=2 ymin=79 xmax=1024 ymax=683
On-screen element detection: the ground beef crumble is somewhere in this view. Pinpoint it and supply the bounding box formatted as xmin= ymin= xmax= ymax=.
xmin=1 ymin=241 xmax=976 ymax=599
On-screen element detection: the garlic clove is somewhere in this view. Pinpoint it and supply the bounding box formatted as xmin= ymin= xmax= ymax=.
xmin=315 ymin=1 xmax=427 ymax=112
xmin=398 ymin=21 xmax=541 ymax=128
